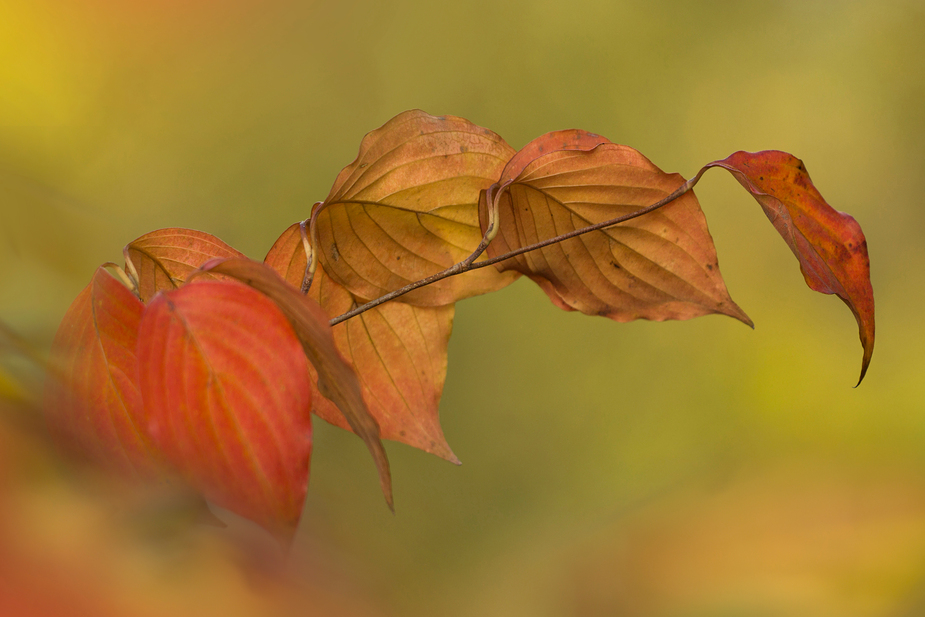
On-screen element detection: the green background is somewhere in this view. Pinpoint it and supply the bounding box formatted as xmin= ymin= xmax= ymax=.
xmin=2 ymin=1 xmax=924 ymax=615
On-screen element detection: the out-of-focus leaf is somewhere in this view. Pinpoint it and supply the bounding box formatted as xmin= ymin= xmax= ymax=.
xmin=136 ymin=280 xmax=313 ymax=540
xmin=124 ymin=228 xmax=244 ymax=302
xmin=44 ymin=267 xmax=162 ymax=480
xmin=702 ymin=151 xmax=875 ymax=383
xmin=479 ymin=132 xmax=752 ymax=325
xmin=200 ymin=258 xmax=393 ymax=510
xmin=313 ymin=110 xmax=520 ymax=306
xmin=266 ymin=224 xmax=458 ymax=463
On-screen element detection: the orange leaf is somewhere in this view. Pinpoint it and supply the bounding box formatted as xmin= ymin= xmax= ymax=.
xmin=266 ymin=224 xmax=458 ymax=462
xmin=200 ymin=257 xmax=394 ymax=510
xmin=136 ymin=280 xmax=313 ymax=540
xmin=496 ymin=129 xmax=611 ymax=186
xmin=313 ymin=110 xmax=520 ymax=306
xmin=480 ymin=132 xmax=752 ymax=325
xmin=123 ymin=228 xmax=244 ymax=302
xmin=703 ymin=151 xmax=875 ymax=383
xmin=44 ymin=267 xmax=162 ymax=480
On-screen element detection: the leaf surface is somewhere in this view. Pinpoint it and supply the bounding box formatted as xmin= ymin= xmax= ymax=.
xmin=313 ymin=110 xmax=519 ymax=306
xmin=702 ymin=151 xmax=875 ymax=382
xmin=266 ymin=224 xmax=457 ymax=462
xmin=480 ymin=132 xmax=751 ymax=324
xmin=496 ymin=129 xmax=611 ymax=186
xmin=136 ymin=280 xmax=313 ymax=540
xmin=44 ymin=267 xmax=161 ymax=479
xmin=200 ymin=257 xmax=394 ymax=509
xmin=124 ymin=228 xmax=244 ymax=302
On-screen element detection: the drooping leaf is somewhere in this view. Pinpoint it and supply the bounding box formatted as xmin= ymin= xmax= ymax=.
xmin=313 ymin=109 xmax=520 ymax=306
xmin=479 ymin=132 xmax=752 ymax=325
xmin=266 ymin=224 xmax=458 ymax=463
xmin=44 ymin=267 xmax=162 ymax=480
xmin=701 ymin=151 xmax=875 ymax=383
xmin=136 ymin=280 xmax=313 ymax=540
xmin=199 ymin=257 xmax=393 ymax=510
xmin=123 ymin=228 xmax=244 ymax=302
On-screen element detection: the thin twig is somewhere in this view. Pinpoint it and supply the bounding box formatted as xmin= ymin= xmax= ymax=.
xmin=329 ymin=173 xmax=703 ymax=326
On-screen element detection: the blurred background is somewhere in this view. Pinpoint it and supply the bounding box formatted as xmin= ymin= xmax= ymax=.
xmin=2 ymin=0 xmax=925 ymax=615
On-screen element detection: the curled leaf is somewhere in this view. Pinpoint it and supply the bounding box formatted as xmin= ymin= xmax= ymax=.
xmin=200 ymin=257 xmax=394 ymax=510
xmin=480 ymin=132 xmax=751 ymax=325
xmin=313 ymin=110 xmax=519 ymax=306
xmin=137 ymin=280 xmax=313 ymax=540
xmin=702 ymin=151 xmax=875 ymax=383
xmin=44 ymin=267 xmax=162 ymax=480
xmin=266 ymin=223 xmax=458 ymax=462
xmin=124 ymin=228 xmax=245 ymax=302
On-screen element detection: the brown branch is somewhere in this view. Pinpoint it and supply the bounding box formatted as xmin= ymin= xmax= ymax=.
xmin=329 ymin=172 xmax=704 ymax=326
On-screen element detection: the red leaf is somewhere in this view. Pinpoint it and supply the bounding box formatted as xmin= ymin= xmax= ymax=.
xmin=199 ymin=258 xmax=394 ymax=510
xmin=136 ymin=280 xmax=313 ymax=540
xmin=123 ymin=228 xmax=245 ymax=302
xmin=266 ymin=224 xmax=458 ymax=463
xmin=703 ymin=151 xmax=875 ymax=383
xmin=44 ymin=267 xmax=162 ymax=480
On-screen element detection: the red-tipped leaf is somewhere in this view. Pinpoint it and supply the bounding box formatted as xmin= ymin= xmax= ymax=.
xmin=703 ymin=151 xmax=875 ymax=383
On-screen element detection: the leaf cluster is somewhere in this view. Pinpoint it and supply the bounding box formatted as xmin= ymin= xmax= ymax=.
xmin=43 ymin=110 xmax=874 ymax=541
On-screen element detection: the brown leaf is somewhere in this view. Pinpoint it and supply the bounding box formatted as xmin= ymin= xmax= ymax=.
xmin=495 ymin=129 xmax=611 ymax=187
xmin=703 ymin=151 xmax=875 ymax=383
xmin=44 ymin=267 xmax=162 ymax=480
xmin=479 ymin=132 xmax=752 ymax=325
xmin=200 ymin=257 xmax=394 ymax=510
xmin=266 ymin=223 xmax=458 ymax=462
xmin=136 ymin=280 xmax=313 ymax=540
xmin=123 ymin=228 xmax=245 ymax=302
xmin=313 ymin=110 xmax=520 ymax=306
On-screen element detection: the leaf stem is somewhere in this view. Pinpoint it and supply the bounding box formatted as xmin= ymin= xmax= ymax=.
xmin=329 ymin=173 xmax=702 ymax=326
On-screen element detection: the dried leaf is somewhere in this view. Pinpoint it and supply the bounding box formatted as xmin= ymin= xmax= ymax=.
xmin=136 ymin=280 xmax=313 ymax=540
xmin=313 ymin=110 xmax=520 ymax=306
xmin=124 ymin=228 xmax=244 ymax=302
xmin=480 ymin=132 xmax=752 ymax=324
xmin=702 ymin=151 xmax=875 ymax=383
xmin=200 ymin=257 xmax=394 ymax=510
xmin=266 ymin=224 xmax=458 ymax=462
xmin=495 ymin=129 xmax=611 ymax=186
xmin=44 ymin=267 xmax=162 ymax=480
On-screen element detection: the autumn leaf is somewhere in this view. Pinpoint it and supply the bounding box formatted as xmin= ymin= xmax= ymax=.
xmin=266 ymin=223 xmax=458 ymax=463
xmin=44 ymin=267 xmax=163 ymax=480
xmin=136 ymin=280 xmax=313 ymax=540
xmin=479 ymin=131 xmax=752 ymax=325
xmin=701 ymin=151 xmax=875 ymax=383
xmin=494 ymin=129 xmax=611 ymax=187
xmin=312 ymin=110 xmax=520 ymax=306
xmin=199 ymin=258 xmax=394 ymax=510
xmin=123 ymin=228 xmax=245 ymax=302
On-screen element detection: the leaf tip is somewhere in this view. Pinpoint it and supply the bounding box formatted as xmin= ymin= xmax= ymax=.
xmin=855 ymin=343 xmax=873 ymax=387
xmin=722 ymin=300 xmax=754 ymax=329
